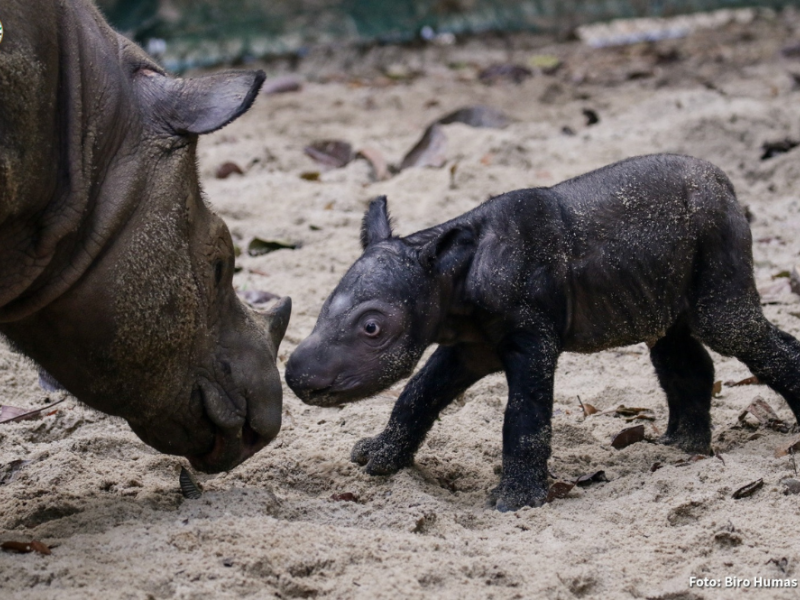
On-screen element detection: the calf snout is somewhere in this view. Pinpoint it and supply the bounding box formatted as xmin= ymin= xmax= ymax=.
xmin=285 ymin=338 xmax=339 ymax=405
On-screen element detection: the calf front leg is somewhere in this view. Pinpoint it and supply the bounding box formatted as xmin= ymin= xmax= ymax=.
xmin=352 ymin=343 xmax=500 ymax=475
xmin=492 ymin=328 xmax=560 ymax=512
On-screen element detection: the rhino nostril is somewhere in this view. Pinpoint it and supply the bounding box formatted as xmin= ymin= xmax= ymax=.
xmin=220 ymin=360 xmax=232 ymax=376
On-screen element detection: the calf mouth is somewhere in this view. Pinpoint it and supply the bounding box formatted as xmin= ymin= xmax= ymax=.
xmin=185 ymin=380 xmax=274 ymax=473
xmin=290 ymin=377 xmax=378 ymax=407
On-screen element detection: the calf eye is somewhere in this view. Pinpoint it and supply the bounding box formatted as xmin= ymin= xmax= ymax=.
xmin=363 ymin=321 xmax=381 ymax=337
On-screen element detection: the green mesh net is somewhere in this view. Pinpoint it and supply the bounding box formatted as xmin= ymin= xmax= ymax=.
xmin=97 ymin=0 xmax=800 ymax=71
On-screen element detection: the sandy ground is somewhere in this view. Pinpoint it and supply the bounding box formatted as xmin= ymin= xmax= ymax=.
xmin=4 ymin=9 xmax=800 ymax=599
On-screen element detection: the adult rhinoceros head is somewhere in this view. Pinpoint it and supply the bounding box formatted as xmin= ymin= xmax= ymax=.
xmin=0 ymin=0 xmax=289 ymax=473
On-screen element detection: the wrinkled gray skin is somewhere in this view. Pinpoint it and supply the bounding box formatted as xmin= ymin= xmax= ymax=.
xmin=0 ymin=0 xmax=291 ymax=473
xmin=286 ymin=154 xmax=800 ymax=510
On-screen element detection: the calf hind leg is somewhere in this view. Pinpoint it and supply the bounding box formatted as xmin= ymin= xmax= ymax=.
xmin=697 ymin=311 xmax=800 ymax=424
xmin=650 ymin=317 xmax=714 ymax=454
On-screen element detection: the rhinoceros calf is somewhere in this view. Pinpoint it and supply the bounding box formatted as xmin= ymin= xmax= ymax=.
xmin=286 ymin=154 xmax=800 ymax=510
xmin=0 ymin=0 xmax=290 ymax=473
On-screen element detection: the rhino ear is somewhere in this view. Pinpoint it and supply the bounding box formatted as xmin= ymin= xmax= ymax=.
xmin=360 ymin=196 xmax=393 ymax=249
xmin=264 ymin=296 xmax=292 ymax=351
xmin=418 ymin=226 xmax=475 ymax=274
xmin=136 ymin=69 xmax=266 ymax=136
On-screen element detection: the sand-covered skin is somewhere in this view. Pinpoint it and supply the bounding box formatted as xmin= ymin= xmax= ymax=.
xmin=4 ymin=11 xmax=800 ymax=599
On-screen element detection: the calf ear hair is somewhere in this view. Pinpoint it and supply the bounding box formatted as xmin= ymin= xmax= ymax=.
xmin=418 ymin=226 xmax=475 ymax=274
xmin=360 ymin=196 xmax=393 ymax=249
xmin=136 ymin=69 xmax=266 ymax=136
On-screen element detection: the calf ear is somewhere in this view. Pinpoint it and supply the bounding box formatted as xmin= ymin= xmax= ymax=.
xmin=360 ymin=196 xmax=393 ymax=249
xmin=136 ymin=69 xmax=266 ymax=136
xmin=418 ymin=226 xmax=475 ymax=275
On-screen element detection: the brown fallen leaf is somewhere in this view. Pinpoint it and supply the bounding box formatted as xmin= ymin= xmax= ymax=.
xmin=577 ymin=396 xmax=597 ymax=418
xmin=299 ymin=171 xmax=320 ymax=181
xmin=712 ymin=380 xmax=722 ymax=396
xmin=356 ymin=146 xmax=390 ymax=181
xmin=1 ymin=540 xmax=51 ymax=555
xmin=437 ymin=105 xmax=510 ymax=129
xmin=650 ymin=462 xmax=664 ymax=472
xmin=247 ymin=238 xmax=300 ymax=257
xmin=732 ymin=478 xmax=763 ymax=499
xmin=738 ymin=397 xmax=789 ymax=432
xmin=791 ymin=265 xmax=800 ymax=296
xmin=304 ymin=140 xmax=354 ymax=169
xmin=574 ymin=471 xmax=608 ymax=487
xmin=611 ymin=424 xmax=646 ymax=450
xmin=674 ymin=454 xmax=709 ymax=467
xmin=0 ymin=398 xmax=66 ymax=425
xmin=545 ymin=481 xmax=575 ymax=502
xmin=726 ymin=375 xmax=761 ymax=387
xmin=215 ymin=162 xmax=243 ymax=179
xmin=261 ymin=74 xmax=303 ymax=95
xmin=759 ymin=278 xmax=792 ymax=304
xmin=478 ymin=64 xmax=532 ymax=85
xmin=330 ymin=492 xmax=358 ymax=503
xmin=781 ymin=478 xmax=800 ymax=495
xmin=774 ymin=435 xmax=800 ymax=458
xmin=400 ymin=124 xmax=447 ymax=170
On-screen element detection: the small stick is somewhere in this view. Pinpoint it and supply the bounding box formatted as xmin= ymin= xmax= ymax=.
xmin=577 ymin=395 xmax=586 ymax=420
xmin=791 ymin=447 xmax=798 ymax=478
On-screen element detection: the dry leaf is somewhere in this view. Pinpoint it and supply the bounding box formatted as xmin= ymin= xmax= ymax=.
xmin=674 ymin=454 xmax=708 ymax=467
xmin=791 ymin=265 xmax=800 ymax=296
xmin=712 ymin=380 xmax=722 ymax=396
xmin=725 ymin=376 xmax=761 ymax=387
xmin=781 ymin=478 xmax=800 ymax=495
xmin=478 ymin=64 xmax=532 ymax=85
xmin=330 ymin=493 xmax=358 ymax=502
xmin=774 ymin=435 xmax=800 ymax=458
xmin=1 ymin=540 xmax=50 ymax=555
xmin=611 ymin=424 xmax=646 ymax=450
xmin=574 ymin=471 xmax=608 ymax=487
xmin=650 ymin=462 xmax=663 ymax=472
xmin=261 ymin=75 xmax=303 ymax=95
xmin=738 ymin=397 xmax=788 ymax=432
xmin=247 ymin=238 xmax=299 ymax=257
xmin=356 ymin=146 xmax=390 ymax=181
xmin=215 ymin=162 xmax=243 ymax=179
xmin=437 ymin=106 xmax=510 ymax=129
xmin=300 ymin=171 xmax=320 ymax=181
xmin=759 ymin=278 xmax=792 ymax=304
xmin=732 ymin=478 xmax=763 ymax=499
xmin=400 ymin=124 xmax=447 ymax=170
xmin=30 ymin=541 xmax=51 ymax=555
xmin=528 ymin=54 xmax=562 ymax=74
xmin=545 ymin=481 xmax=575 ymax=502
xmin=0 ymin=398 xmax=66 ymax=425
xmin=304 ymin=140 xmax=354 ymax=169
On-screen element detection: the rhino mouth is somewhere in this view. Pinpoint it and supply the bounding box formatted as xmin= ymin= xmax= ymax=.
xmin=187 ymin=420 xmax=268 ymax=473
xmin=185 ymin=380 xmax=272 ymax=473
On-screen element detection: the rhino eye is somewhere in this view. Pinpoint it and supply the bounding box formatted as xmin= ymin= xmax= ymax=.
xmin=214 ymin=259 xmax=224 ymax=286
xmin=363 ymin=321 xmax=380 ymax=337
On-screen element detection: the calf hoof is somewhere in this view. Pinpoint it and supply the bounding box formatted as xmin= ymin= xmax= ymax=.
xmin=488 ymin=481 xmax=547 ymax=512
xmin=351 ymin=434 xmax=412 ymax=476
xmin=658 ymin=432 xmax=712 ymax=456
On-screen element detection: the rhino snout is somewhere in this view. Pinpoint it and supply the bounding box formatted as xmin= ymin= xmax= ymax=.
xmin=187 ymin=296 xmax=292 ymax=473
